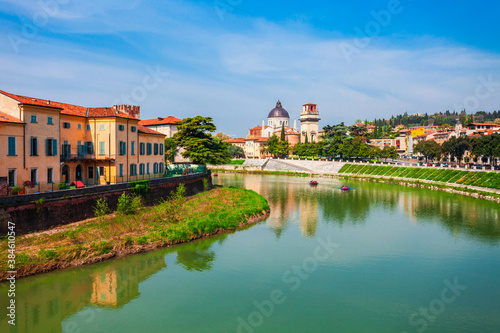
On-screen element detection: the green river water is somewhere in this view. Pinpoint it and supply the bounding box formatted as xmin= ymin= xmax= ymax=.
xmin=1 ymin=174 xmax=500 ymax=333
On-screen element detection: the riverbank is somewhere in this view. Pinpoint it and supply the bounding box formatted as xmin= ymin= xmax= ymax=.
xmin=0 ymin=187 xmax=270 ymax=281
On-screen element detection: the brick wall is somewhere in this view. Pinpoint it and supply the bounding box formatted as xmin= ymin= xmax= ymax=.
xmin=0 ymin=172 xmax=212 ymax=235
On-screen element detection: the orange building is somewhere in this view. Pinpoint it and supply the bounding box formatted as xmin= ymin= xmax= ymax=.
xmin=0 ymin=90 xmax=166 ymax=194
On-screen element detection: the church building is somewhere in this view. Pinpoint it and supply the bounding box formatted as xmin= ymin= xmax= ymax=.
xmin=231 ymin=100 xmax=321 ymax=158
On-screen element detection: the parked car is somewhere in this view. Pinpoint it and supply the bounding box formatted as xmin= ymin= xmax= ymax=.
xmin=494 ymin=166 xmax=500 ymax=171
xmin=434 ymin=163 xmax=441 ymax=167
xmin=442 ymin=163 xmax=448 ymax=167
xmin=418 ymin=162 xmax=424 ymax=166
xmin=473 ymin=164 xmax=483 ymax=170
xmin=427 ymin=163 xmax=433 ymax=167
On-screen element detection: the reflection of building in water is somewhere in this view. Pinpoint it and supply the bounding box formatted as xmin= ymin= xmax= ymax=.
xmin=3 ymin=252 xmax=166 ymax=332
xmin=299 ymin=196 xmax=318 ymax=237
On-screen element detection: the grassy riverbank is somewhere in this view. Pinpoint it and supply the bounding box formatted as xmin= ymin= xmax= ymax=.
xmin=0 ymin=187 xmax=270 ymax=281
xmin=339 ymin=164 xmax=500 ymax=189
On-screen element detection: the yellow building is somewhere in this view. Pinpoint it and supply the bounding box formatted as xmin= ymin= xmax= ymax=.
xmin=0 ymin=90 xmax=166 ymax=194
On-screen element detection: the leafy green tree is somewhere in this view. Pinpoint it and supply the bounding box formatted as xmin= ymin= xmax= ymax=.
xmin=470 ymin=134 xmax=500 ymax=164
xmin=228 ymin=145 xmax=245 ymax=158
xmin=173 ymin=116 xmax=230 ymax=164
xmin=266 ymin=134 xmax=279 ymax=156
xmin=280 ymin=123 xmax=286 ymax=141
xmin=164 ymin=137 xmax=177 ymax=164
xmin=276 ymin=140 xmax=290 ymax=157
xmin=441 ymin=137 xmax=470 ymax=163
xmin=414 ymin=140 xmax=442 ymax=162
xmin=349 ymin=124 xmax=368 ymax=138
xmin=381 ymin=146 xmax=398 ymax=161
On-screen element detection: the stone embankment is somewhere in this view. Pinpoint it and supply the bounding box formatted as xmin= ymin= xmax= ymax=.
xmin=210 ymin=159 xmax=346 ymax=174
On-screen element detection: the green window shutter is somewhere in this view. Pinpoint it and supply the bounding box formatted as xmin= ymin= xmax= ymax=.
xmin=8 ymin=137 xmax=16 ymax=156
xmin=53 ymin=139 xmax=58 ymax=156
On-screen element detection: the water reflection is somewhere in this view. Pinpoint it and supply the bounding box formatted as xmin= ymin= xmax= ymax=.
xmin=0 ymin=235 xmax=225 ymax=333
xmin=176 ymin=235 xmax=227 ymax=271
xmin=216 ymin=174 xmax=500 ymax=243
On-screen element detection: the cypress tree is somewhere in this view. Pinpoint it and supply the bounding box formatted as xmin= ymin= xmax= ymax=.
xmin=280 ymin=123 xmax=286 ymax=141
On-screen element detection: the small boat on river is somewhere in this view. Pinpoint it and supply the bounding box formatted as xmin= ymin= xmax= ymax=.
xmin=309 ymin=180 xmax=318 ymax=186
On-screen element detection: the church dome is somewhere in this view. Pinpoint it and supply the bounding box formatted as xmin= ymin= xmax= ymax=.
xmin=268 ymin=101 xmax=290 ymax=118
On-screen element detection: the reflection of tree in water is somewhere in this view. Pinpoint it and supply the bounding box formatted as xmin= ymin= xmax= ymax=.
xmin=175 ymin=234 xmax=228 ymax=272
xmin=317 ymin=188 xmax=372 ymax=226
xmin=409 ymin=192 xmax=500 ymax=243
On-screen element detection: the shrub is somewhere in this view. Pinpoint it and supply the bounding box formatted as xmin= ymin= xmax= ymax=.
xmin=10 ymin=186 xmax=22 ymax=195
xmin=130 ymin=180 xmax=150 ymax=198
xmin=92 ymin=241 xmax=112 ymax=254
xmin=117 ymin=192 xmax=142 ymax=215
xmin=94 ymin=198 xmax=111 ymax=217
xmin=57 ymin=183 xmax=67 ymax=190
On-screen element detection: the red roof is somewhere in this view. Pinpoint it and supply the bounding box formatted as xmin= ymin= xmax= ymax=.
xmin=0 ymin=111 xmax=23 ymax=124
xmin=249 ymin=125 xmax=268 ymax=131
xmin=137 ymin=125 xmax=165 ymax=136
xmin=303 ymin=103 xmax=317 ymax=105
xmin=140 ymin=116 xmax=182 ymax=126
xmin=0 ymin=90 xmax=137 ymax=119
xmin=70 ymin=181 xmax=85 ymax=188
xmin=225 ymin=138 xmax=246 ymax=143
xmin=469 ymin=122 xmax=498 ymax=126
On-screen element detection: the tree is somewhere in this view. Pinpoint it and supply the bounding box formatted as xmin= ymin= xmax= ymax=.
xmin=470 ymin=134 xmax=500 ymax=165
xmin=276 ymin=140 xmax=290 ymax=157
xmin=280 ymin=123 xmax=286 ymax=141
xmin=173 ymin=116 xmax=230 ymax=165
xmin=381 ymin=146 xmax=398 ymax=161
xmin=349 ymin=124 xmax=368 ymax=138
xmin=228 ymin=145 xmax=245 ymax=158
xmin=215 ymin=132 xmax=231 ymax=141
xmin=441 ymin=137 xmax=470 ymax=164
xmin=164 ymin=137 xmax=177 ymax=164
xmin=414 ymin=140 xmax=441 ymax=162
xmin=266 ymin=134 xmax=279 ymax=156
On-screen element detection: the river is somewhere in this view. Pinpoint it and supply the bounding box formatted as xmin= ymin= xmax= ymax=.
xmin=1 ymin=174 xmax=500 ymax=332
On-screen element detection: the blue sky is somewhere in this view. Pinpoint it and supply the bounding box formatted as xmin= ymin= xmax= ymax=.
xmin=1 ymin=0 xmax=499 ymax=137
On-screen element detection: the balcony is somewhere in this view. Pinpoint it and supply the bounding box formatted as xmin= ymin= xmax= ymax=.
xmin=60 ymin=153 xmax=97 ymax=162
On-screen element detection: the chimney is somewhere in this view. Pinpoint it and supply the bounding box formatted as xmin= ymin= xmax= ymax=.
xmin=112 ymin=104 xmax=141 ymax=119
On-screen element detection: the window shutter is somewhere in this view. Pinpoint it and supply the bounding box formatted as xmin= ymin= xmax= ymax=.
xmin=53 ymin=139 xmax=57 ymax=156
xmin=8 ymin=137 xmax=15 ymax=155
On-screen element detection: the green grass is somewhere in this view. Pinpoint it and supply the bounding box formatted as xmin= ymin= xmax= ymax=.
xmin=229 ymin=160 xmax=245 ymax=165
xmin=0 ymin=187 xmax=270 ymax=280
xmin=340 ymin=164 xmax=500 ymax=190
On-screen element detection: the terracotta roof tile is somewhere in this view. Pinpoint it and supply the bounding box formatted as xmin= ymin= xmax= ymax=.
xmin=87 ymin=107 xmax=137 ymax=120
xmin=225 ymin=138 xmax=246 ymax=143
xmin=139 ymin=116 xmax=182 ymax=126
xmin=137 ymin=125 xmax=165 ymax=136
xmin=0 ymin=111 xmax=23 ymax=124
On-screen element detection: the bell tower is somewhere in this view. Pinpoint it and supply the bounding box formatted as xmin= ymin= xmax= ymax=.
xmin=299 ymin=103 xmax=320 ymax=143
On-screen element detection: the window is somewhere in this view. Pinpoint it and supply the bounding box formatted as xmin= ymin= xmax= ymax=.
xmin=62 ymin=140 xmax=71 ymax=159
xmin=139 ymin=164 xmax=145 ymax=175
xmin=78 ymin=123 xmax=82 ymax=130
xmin=63 ymin=122 xmax=70 ymax=129
xmin=130 ymin=164 xmax=137 ymax=176
xmin=118 ymin=124 xmax=125 ymax=131
xmin=131 ymin=126 xmax=137 ymax=132
xmin=8 ymin=169 xmax=16 ymax=187
xmin=47 ymin=117 xmax=53 ymax=125
xmin=87 ymin=124 xmax=91 ymax=130
xmin=147 ymin=143 xmax=152 ymax=155
xmin=119 ymin=164 xmax=123 ymax=178
xmin=99 ymin=142 xmax=105 ymax=155
xmin=119 ymin=141 xmax=126 ymax=155
xmin=8 ymin=137 xmax=16 ymax=156
xmin=140 ymin=143 xmax=145 ymax=155
xmin=31 ymin=115 xmax=37 ymax=123
xmin=85 ymin=142 xmax=94 ymax=154
xmin=100 ymin=124 xmax=105 ymax=130
xmin=30 ymin=168 xmax=38 ymax=184
xmin=159 ymin=163 xmax=164 ymax=173
xmin=46 ymin=138 xmax=58 ymax=156
xmin=154 ymin=143 xmax=159 ymax=155
xmin=30 ymin=137 xmax=38 ymax=156
xmin=147 ymin=163 xmax=150 ymax=174
xmin=88 ymin=167 xmax=94 ymax=179
xmin=98 ymin=166 xmax=105 ymax=178
xmin=160 ymin=144 xmax=164 ymax=155
xmin=131 ymin=141 xmax=135 ymax=155
xmin=47 ymin=168 xmax=53 ymax=184
xmin=153 ymin=163 xmax=157 ymax=174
